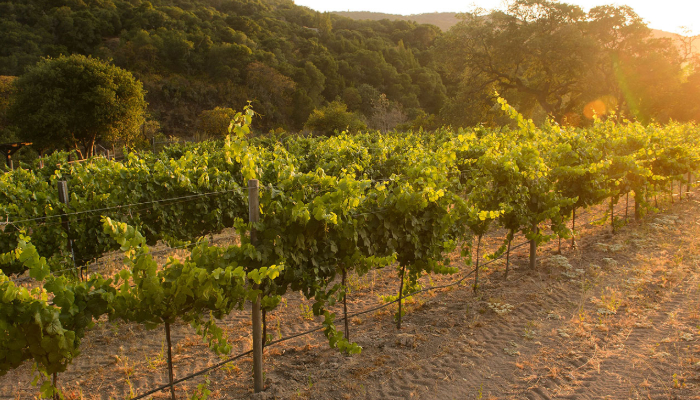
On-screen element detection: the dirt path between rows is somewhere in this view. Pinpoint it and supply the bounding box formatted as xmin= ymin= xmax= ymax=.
xmin=270 ymin=199 xmax=700 ymax=400
xmin=2 ymin=197 xmax=699 ymax=400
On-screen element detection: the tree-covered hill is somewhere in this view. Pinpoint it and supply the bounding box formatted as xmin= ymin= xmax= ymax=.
xmin=1 ymin=0 xmax=700 ymax=153
xmin=0 ymin=0 xmax=446 ymax=134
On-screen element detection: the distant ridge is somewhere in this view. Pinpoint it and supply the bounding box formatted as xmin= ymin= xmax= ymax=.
xmin=333 ymin=11 xmax=460 ymax=32
xmin=333 ymin=11 xmax=699 ymax=54
xmin=650 ymin=30 xmax=700 ymax=56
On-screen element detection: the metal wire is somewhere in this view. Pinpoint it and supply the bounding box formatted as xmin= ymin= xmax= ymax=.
xmin=129 ymin=192 xmax=679 ymax=398
xmin=1 ymin=188 xmax=664 ymax=284
xmin=3 ymin=188 xmax=245 ymax=225
xmin=130 ymin=263 xmax=480 ymax=400
xmin=9 ymin=185 xmax=696 ymax=398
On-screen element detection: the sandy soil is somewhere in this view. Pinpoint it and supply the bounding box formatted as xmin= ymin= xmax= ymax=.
xmin=1 ymin=195 xmax=699 ymax=400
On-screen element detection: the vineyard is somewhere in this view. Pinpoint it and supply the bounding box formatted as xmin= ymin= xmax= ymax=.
xmin=1 ymin=102 xmax=700 ymax=399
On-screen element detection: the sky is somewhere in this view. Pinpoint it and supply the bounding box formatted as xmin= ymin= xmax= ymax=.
xmin=293 ymin=0 xmax=697 ymax=35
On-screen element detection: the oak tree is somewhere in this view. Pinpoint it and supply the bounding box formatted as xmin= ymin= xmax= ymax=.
xmin=9 ymin=55 xmax=146 ymax=157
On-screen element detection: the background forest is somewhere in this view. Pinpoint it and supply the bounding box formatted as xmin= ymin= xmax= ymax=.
xmin=0 ymin=0 xmax=699 ymax=150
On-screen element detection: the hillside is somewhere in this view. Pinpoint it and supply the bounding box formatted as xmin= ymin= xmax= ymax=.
xmin=333 ymin=11 xmax=460 ymax=32
xmin=0 ymin=0 xmax=447 ymax=135
xmin=1 ymin=0 xmax=699 ymax=158
xmin=651 ymin=29 xmax=700 ymax=56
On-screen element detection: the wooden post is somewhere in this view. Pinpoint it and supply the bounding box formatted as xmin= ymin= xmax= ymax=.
xmin=473 ymin=235 xmax=482 ymax=293
xmin=571 ymin=208 xmax=576 ymax=249
xmin=342 ymin=267 xmax=349 ymax=340
xmin=249 ymin=179 xmax=263 ymax=393
xmin=610 ymin=197 xmax=615 ymax=234
xmin=670 ymin=181 xmax=674 ymax=204
xmin=262 ymin=308 xmax=267 ymax=351
xmin=557 ymin=236 xmax=562 ymax=254
xmin=397 ymin=264 xmax=406 ymax=330
xmin=504 ymin=234 xmax=513 ymax=280
xmin=529 ymin=223 xmax=537 ymax=270
xmin=58 ymin=181 xmax=79 ymax=280
xmin=654 ymin=191 xmax=658 ymax=208
xmin=52 ymin=372 xmax=58 ymax=400
xmin=165 ymin=321 xmax=175 ymax=400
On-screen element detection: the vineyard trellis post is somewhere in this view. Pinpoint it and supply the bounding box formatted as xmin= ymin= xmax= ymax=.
xmin=473 ymin=235 xmax=482 ymax=293
xmin=670 ymin=181 xmax=674 ymax=204
xmin=165 ymin=321 xmax=175 ymax=400
xmin=262 ymin=309 xmax=267 ymax=351
xmin=529 ymin=223 xmax=537 ymax=270
xmin=52 ymin=372 xmax=58 ymax=400
xmin=342 ymin=265 xmax=349 ymax=340
xmin=610 ymin=197 xmax=615 ymax=234
xmin=504 ymin=231 xmax=513 ymax=280
xmin=397 ymin=265 xmax=406 ymax=330
xmin=655 ymin=186 xmax=658 ymax=208
xmin=57 ymin=181 xmax=80 ymax=280
xmin=248 ymin=179 xmax=264 ymax=393
xmin=571 ymin=209 xmax=576 ymax=249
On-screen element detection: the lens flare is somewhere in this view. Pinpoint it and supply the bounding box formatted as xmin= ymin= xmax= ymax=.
xmin=612 ymin=53 xmax=641 ymax=120
xmin=583 ymin=100 xmax=606 ymax=119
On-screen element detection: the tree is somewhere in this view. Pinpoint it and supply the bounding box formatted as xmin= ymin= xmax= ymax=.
xmin=0 ymin=76 xmax=16 ymax=137
xmin=437 ymin=0 xmax=695 ymax=126
xmin=8 ymin=55 xmax=146 ymax=157
xmin=585 ymin=5 xmax=687 ymax=123
xmin=198 ymin=107 xmax=238 ymax=137
xmin=437 ymin=0 xmax=597 ymax=124
xmin=368 ymin=94 xmax=407 ymax=132
xmin=304 ymin=101 xmax=366 ymax=136
xmin=246 ymin=62 xmax=296 ymax=131
xmin=673 ymin=64 xmax=700 ymax=122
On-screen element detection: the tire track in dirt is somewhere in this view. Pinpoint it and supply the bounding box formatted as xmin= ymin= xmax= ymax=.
xmin=557 ymin=273 xmax=700 ymax=400
xmin=512 ymin=204 xmax=700 ymax=400
xmin=362 ymin=268 xmax=569 ymax=400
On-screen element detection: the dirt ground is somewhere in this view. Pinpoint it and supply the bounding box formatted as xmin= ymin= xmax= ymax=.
xmin=1 ymin=195 xmax=699 ymax=400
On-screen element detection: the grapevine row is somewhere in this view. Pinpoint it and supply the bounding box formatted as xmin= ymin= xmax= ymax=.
xmin=0 ymin=101 xmax=698 ymax=397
